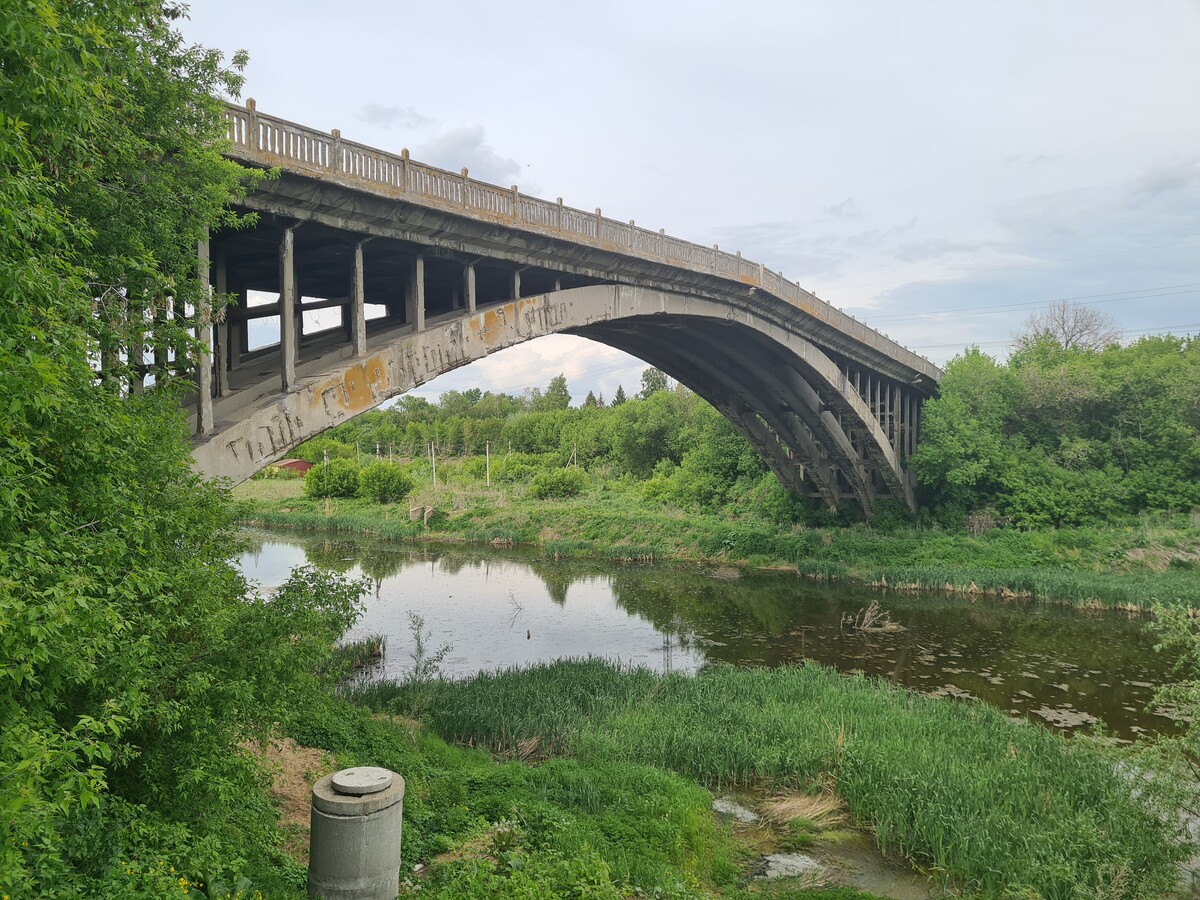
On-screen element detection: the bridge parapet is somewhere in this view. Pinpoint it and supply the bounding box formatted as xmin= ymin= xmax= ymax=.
xmin=221 ymin=100 xmax=940 ymax=384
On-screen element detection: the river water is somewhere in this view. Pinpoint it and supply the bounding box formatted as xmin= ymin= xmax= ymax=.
xmin=238 ymin=529 xmax=1183 ymax=742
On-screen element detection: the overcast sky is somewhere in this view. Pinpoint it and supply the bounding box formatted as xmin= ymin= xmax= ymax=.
xmin=181 ymin=1 xmax=1200 ymax=405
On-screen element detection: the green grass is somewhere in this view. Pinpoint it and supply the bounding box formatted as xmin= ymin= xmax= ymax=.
xmin=280 ymin=692 xmax=743 ymax=899
xmin=234 ymin=477 xmax=1200 ymax=609
xmin=350 ymin=659 xmax=1191 ymax=899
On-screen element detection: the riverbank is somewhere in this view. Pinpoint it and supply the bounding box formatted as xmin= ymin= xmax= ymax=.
xmin=234 ymin=478 xmax=1200 ymax=610
xmin=274 ymin=656 xmax=1193 ymax=898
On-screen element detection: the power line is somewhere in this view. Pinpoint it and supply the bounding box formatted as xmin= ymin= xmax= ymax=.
xmin=909 ymin=321 xmax=1200 ymax=353
xmin=833 ymin=236 xmax=1200 ymax=291
xmin=861 ymin=283 xmax=1200 ymax=325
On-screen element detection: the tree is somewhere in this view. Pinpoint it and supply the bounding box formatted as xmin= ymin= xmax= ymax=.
xmin=0 ymin=3 xmax=357 ymax=893
xmin=640 ymin=367 xmax=670 ymax=398
xmin=611 ymin=385 xmax=628 ymax=406
xmin=534 ymin=373 xmax=572 ymax=410
xmin=583 ymin=390 xmax=599 ymax=407
xmin=1013 ymin=300 xmax=1121 ymax=353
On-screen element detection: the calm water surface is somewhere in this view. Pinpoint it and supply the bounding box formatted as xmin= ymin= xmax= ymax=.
xmin=238 ymin=529 xmax=1182 ymax=742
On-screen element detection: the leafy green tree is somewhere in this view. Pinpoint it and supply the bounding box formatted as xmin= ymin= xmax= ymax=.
xmin=0 ymin=4 xmax=370 ymax=892
xmin=639 ymin=367 xmax=670 ymax=398
xmin=534 ymin=373 xmax=572 ymax=410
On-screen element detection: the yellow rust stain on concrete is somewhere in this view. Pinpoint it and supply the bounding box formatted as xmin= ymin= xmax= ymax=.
xmin=477 ymin=301 xmax=519 ymax=351
xmin=312 ymin=356 xmax=390 ymax=415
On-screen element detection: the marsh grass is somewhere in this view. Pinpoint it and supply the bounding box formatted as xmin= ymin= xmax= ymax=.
xmin=352 ymin=659 xmax=1191 ymax=898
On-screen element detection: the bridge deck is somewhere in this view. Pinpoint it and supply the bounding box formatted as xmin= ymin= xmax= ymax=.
xmin=220 ymin=100 xmax=940 ymax=385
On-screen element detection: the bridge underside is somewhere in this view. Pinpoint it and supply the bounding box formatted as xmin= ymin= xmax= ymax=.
xmin=169 ymin=105 xmax=940 ymax=516
xmin=192 ymin=282 xmax=924 ymax=514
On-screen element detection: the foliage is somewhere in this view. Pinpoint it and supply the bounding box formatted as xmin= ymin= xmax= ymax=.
xmin=357 ymin=461 xmax=414 ymax=503
xmin=534 ymin=373 xmax=572 ymax=411
xmin=0 ymin=2 xmax=384 ymax=894
xmin=366 ymin=660 xmax=1188 ymax=899
xmin=913 ymin=338 xmax=1200 ymax=525
xmin=529 ymin=467 xmax=588 ymax=499
xmin=640 ymin=366 xmax=670 ymax=398
xmin=305 ymin=458 xmax=360 ymax=498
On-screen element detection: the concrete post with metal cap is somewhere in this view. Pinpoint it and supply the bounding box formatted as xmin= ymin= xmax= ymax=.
xmin=308 ymin=767 xmax=405 ymax=900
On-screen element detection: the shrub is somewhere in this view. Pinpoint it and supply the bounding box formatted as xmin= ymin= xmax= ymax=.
xmin=305 ymin=458 xmax=360 ymax=498
xmin=357 ymin=461 xmax=414 ymax=503
xmin=529 ymin=467 xmax=587 ymax=499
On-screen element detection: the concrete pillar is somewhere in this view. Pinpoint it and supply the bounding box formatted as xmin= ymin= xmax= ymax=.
xmin=309 ymin=767 xmax=404 ymax=900
xmin=196 ymin=237 xmax=213 ymax=434
xmin=213 ymin=247 xmax=230 ymax=396
xmin=228 ymin=288 xmax=246 ymax=373
xmin=884 ymin=382 xmax=892 ymax=449
xmin=280 ymin=226 xmax=297 ymax=391
xmin=464 ymin=263 xmax=476 ymax=313
xmin=351 ymin=241 xmax=368 ymax=357
xmin=892 ymin=385 xmax=901 ymax=452
xmin=512 ymin=268 xmax=521 ymax=300
xmin=406 ymin=255 xmax=425 ymax=332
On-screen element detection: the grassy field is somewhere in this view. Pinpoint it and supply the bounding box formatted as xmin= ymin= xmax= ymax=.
xmin=234 ymin=475 xmax=1200 ymax=609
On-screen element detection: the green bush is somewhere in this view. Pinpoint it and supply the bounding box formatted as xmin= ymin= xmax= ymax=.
xmin=305 ymin=458 xmax=360 ymax=498
xmin=357 ymin=461 xmax=414 ymax=503
xmin=529 ymin=467 xmax=587 ymax=499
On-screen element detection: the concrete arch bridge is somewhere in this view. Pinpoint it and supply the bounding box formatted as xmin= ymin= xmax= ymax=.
xmin=190 ymin=101 xmax=941 ymax=516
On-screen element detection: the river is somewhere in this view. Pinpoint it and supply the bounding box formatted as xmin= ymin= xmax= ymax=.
xmin=238 ymin=529 xmax=1182 ymax=743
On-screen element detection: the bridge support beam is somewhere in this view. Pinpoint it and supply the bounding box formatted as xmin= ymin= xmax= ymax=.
xmin=464 ymin=263 xmax=476 ymax=313
xmin=280 ymin=226 xmax=298 ymax=391
xmin=213 ymin=246 xmax=230 ymax=397
xmin=406 ymin=254 xmax=425 ymax=332
xmin=351 ymin=240 xmax=368 ymax=357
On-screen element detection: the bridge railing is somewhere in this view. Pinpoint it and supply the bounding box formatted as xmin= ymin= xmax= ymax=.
xmin=221 ymin=101 xmax=939 ymax=381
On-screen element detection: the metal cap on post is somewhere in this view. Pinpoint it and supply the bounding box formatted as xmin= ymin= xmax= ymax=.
xmin=308 ymin=767 xmax=405 ymax=900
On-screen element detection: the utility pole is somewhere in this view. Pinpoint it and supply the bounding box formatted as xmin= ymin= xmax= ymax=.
xmin=430 ymin=441 xmax=437 ymax=488
xmin=486 ymin=441 xmax=491 ymax=487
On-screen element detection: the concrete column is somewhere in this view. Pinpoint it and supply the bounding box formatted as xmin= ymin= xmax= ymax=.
xmin=406 ymin=255 xmax=425 ymax=331
xmin=196 ymin=237 xmax=213 ymax=434
xmin=351 ymin=241 xmax=368 ymax=357
xmin=884 ymin=381 xmax=893 ymax=449
xmin=512 ymin=268 xmax=521 ymax=300
xmin=892 ymin=385 xmax=901 ymax=452
xmin=213 ymin=247 xmax=230 ymax=396
xmin=228 ymin=288 xmax=246 ymax=373
xmin=280 ymin=226 xmax=298 ymax=391
xmin=464 ymin=263 xmax=476 ymax=313
xmin=308 ymin=767 xmax=404 ymax=900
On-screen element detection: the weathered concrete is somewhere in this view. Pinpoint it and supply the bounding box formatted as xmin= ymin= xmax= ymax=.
xmin=186 ymin=101 xmax=941 ymax=514
xmin=193 ymin=285 xmax=918 ymax=510
xmin=308 ymin=768 xmax=404 ymax=900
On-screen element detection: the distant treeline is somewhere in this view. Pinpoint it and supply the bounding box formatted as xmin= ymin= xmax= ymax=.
xmin=297 ymin=333 xmax=1200 ymax=529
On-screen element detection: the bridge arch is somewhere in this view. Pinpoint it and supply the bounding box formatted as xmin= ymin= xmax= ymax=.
xmin=194 ymin=284 xmax=918 ymax=512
